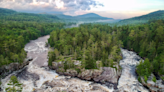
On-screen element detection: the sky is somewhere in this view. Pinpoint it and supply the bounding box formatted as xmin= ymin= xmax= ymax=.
xmin=0 ymin=0 xmax=164 ymax=19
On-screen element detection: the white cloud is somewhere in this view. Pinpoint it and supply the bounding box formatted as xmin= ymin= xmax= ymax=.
xmin=89 ymin=0 xmax=164 ymax=19
xmin=0 ymin=0 xmax=103 ymax=14
xmin=0 ymin=0 xmax=164 ymax=19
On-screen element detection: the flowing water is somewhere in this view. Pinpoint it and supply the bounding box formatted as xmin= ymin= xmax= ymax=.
xmin=117 ymin=49 xmax=149 ymax=92
xmin=1 ymin=35 xmax=113 ymax=92
xmin=1 ymin=35 xmax=148 ymax=92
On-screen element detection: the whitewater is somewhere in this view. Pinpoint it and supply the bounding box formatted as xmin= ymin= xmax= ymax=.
xmin=1 ymin=35 xmax=148 ymax=92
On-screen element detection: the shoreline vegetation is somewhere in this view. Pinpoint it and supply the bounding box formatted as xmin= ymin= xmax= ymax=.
xmin=48 ymin=20 xmax=164 ymax=88
xmin=0 ymin=7 xmax=164 ymax=92
xmin=48 ymin=24 xmax=122 ymax=72
xmin=0 ymin=21 xmax=65 ymax=68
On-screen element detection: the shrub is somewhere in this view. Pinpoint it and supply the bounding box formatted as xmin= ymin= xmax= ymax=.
xmin=5 ymin=75 xmax=22 ymax=92
xmin=144 ymin=75 xmax=148 ymax=83
xmin=152 ymin=76 xmax=156 ymax=82
xmin=138 ymin=76 xmax=141 ymax=83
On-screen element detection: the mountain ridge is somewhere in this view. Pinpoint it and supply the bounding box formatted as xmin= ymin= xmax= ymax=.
xmin=0 ymin=8 xmax=60 ymax=22
xmin=1 ymin=7 xmax=164 ymax=24
xmin=118 ymin=10 xmax=164 ymax=25
xmin=0 ymin=8 xmax=115 ymax=22
xmin=54 ymin=13 xmax=114 ymax=21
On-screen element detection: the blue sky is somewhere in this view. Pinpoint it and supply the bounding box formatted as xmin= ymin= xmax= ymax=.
xmin=0 ymin=0 xmax=164 ymax=19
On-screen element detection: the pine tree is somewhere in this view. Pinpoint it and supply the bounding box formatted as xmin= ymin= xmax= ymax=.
xmin=6 ymin=75 xmax=22 ymax=92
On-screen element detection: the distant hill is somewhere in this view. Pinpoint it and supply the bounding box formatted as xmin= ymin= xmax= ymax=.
xmin=55 ymin=14 xmax=73 ymax=19
xmin=0 ymin=8 xmax=17 ymax=16
xmin=75 ymin=13 xmax=113 ymax=19
xmin=0 ymin=8 xmax=116 ymax=23
xmin=118 ymin=10 xmax=164 ymax=25
xmin=0 ymin=8 xmax=60 ymax=22
xmin=55 ymin=13 xmax=114 ymax=22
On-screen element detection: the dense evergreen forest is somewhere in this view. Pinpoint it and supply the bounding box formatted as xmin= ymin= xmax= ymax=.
xmin=48 ymin=20 xmax=164 ymax=82
xmin=1 ymin=7 xmax=164 ymax=83
xmin=48 ymin=24 xmax=123 ymax=70
xmin=127 ymin=20 xmax=164 ymax=81
xmin=117 ymin=10 xmax=164 ymax=25
xmin=0 ymin=20 xmax=65 ymax=67
xmin=0 ymin=8 xmax=60 ymax=23
xmin=0 ymin=8 xmax=66 ymax=67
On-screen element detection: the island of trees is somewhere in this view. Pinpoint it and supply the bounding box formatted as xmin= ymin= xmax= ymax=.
xmin=48 ymin=24 xmax=122 ymax=70
xmin=0 ymin=7 xmax=164 ymax=87
xmin=48 ymin=20 xmax=164 ymax=82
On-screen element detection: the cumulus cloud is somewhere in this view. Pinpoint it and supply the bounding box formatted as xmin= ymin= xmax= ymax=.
xmin=0 ymin=0 xmax=103 ymax=14
xmin=62 ymin=0 xmax=103 ymax=10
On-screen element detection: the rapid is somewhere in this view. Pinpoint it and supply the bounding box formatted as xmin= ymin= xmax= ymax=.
xmin=1 ymin=35 xmax=148 ymax=92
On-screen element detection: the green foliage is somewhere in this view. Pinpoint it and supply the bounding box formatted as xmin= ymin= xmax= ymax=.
xmin=117 ymin=10 xmax=164 ymax=25
xmin=63 ymin=58 xmax=75 ymax=71
xmin=48 ymin=51 xmax=56 ymax=66
xmin=48 ymin=24 xmax=122 ymax=70
xmin=49 ymin=19 xmax=164 ymax=74
xmin=144 ymin=75 xmax=148 ymax=83
xmin=75 ymin=68 xmax=81 ymax=73
xmin=0 ymin=8 xmax=16 ymax=16
xmin=138 ymin=76 xmax=141 ymax=83
xmin=152 ymin=59 xmax=159 ymax=73
xmin=0 ymin=19 xmax=65 ymax=68
xmin=115 ymin=20 xmax=164 ymax=80
xmin=1 ymin=7 xmax=164 ymax=82
xmin=0 ymin=8 xmax=60 ymax=23
xmin=152 ymin=76 xmax=156 ymax=82
xmin=5 ymin=75 xmax=22 ymax=92
xmin=161 ymin=77 xmax=164 ymax=81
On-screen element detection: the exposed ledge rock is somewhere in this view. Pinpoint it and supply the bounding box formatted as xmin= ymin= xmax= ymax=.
xmin=139 ymin=74 xmax=164 ymax=92
xmin=49 ymin=61 xmax=121 ymax=89
xmin=34 ymin=78 xmax=112 ymax=92
xmin=0 ymin=57 xmax=33 ymax=78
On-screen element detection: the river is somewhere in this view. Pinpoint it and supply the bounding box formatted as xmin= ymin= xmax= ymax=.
xmin=1 ymin=35 xmax=149 ymax=92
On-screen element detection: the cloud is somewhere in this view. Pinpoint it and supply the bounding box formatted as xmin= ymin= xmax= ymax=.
xmin=0 ymin=0 xmax=103 ymax=14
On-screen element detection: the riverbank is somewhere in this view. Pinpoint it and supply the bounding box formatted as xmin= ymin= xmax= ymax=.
xmin=1 ymin=35 xmax=114 ymax=92
xmin=1 ymin=35 xmax=150 ymax=92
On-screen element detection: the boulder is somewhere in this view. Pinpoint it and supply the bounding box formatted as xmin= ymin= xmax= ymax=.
xmin=63 ymin=69 xmax=78 ymax=77
xmin=139 ymin=74 xmax=164 ymax=92
xmin=93 ymin=67 xmax=119 ymax=84
xmin=78 ymin=69 xmax=94 ymax=80
xmin=0 ymin=57 xmax=32 ymax=78
xmin=77 ymin=69 xmax=103 ymax=80
xmin=50 ymin=60 xmax=122 ymax=89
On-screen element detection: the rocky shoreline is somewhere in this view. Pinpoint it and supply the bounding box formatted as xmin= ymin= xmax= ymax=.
xmin=0 ymin=57 xmax=33 ymax=78
xmin=139 ymin=73 xmax=164 ymax=92
xmin=2 ymin=34 xmax=161 ymax=92
xmin=0 ymin=57 xmax=32 ymax=91
xmin=49 ymin=61 xmax=122 ymax=89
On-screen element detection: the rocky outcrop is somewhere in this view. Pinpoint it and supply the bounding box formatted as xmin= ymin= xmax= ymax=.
xmin=49 ymin=61 xmax=121 ymax=89
xmin=94 ymin=66 xmax=121 ymax=83
xmin=77 ymin=69 xmax=103 ymax=80
xmin=34 ymin=78 xmax=112 ymax=92
xmin=0 ymin=57 xmax=32 ymax=78
xmin=140 ymin=74 xmax=164 ymax=92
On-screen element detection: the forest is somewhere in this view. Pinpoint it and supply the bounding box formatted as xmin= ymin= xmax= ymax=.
xmin=0 ymin=20 xmax=65 ymax=67
xmin=0 ymin=8 xmax=60 ymax=23
xmin=0 ymin=7 xmax=164 ymax=83
xmin=48 ymin=19 xmax=164 ymax=81
xmin=48 ymin=24 xmax=122 ymax=70
xmin=117 ymin=10 xmax=164 ymax=25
